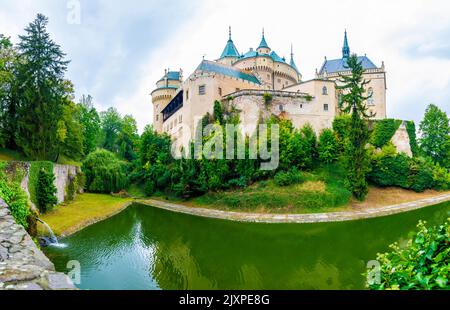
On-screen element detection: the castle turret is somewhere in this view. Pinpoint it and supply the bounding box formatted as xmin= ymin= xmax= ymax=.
xmin=151 ymin=69 xmax=182 ymax=132
xmin=256 ymin=29 xmax=271 ymax=55
xmin=217 ymin=27 xmax=240 ymax=66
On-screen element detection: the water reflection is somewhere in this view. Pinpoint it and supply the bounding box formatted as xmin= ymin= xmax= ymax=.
xmin=45 ymin=202 xmax=450 ymax=290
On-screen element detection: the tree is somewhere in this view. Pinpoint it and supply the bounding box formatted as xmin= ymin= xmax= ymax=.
xmin=337 ymin=54 xmax=372 ymax=200
xmin=117 ymin=115 xmax=139 ymax=161
xmin=419 ymin=104 xmax=450 ymax=167
xmin=77 ymin=95 xmax=101 ymax=155
xmin=318 ymin=129 xmax=338 ymax=164
xmin=100 ymin=107 xmax=123 ymax=154
xmin=0 ymin=34 xmax=18 ymax=148
xmin=36 ymin=168 xmax=57 ymax=213
xmin=14 ymin=14 xmax=71 ymax=160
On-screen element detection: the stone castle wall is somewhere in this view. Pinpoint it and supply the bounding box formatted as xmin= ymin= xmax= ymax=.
xmin=0 ymin=198 xmax=75 ymax=290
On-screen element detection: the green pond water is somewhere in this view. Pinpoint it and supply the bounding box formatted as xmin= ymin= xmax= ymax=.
xmin=44 ymin=202 xmax=450 ymax=290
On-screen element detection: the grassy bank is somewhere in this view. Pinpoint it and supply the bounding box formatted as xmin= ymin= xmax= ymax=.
xmin=38 ymin=193 xmax=132 ymax=237
xmin=0 ymin=148 xmax=28 ymax=161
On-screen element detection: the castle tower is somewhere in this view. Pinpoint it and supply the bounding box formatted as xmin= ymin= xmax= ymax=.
xmin=289 ymin=44 xmax=301 ymax=80
xmin=151 ymin=69 xmax=182 ymax=132
xmin=217 ymin=27 xmax=240 ymax=66
xmin=256 ymin=29 xmax=271 ymax=55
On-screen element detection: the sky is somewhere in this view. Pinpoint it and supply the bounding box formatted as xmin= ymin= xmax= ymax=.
xmin=1 ymin=0 xmax=449 ymax=132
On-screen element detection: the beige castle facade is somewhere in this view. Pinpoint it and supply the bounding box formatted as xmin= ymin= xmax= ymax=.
xmin=151 ymin=29 xmax=387 ymax=149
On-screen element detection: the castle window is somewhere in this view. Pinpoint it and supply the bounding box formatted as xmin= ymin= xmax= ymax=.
xmin=300 ymin=104 xmax=303 ymax=109
xmin=179 ymin=115 xmax=182 ymax=123
xmin=218 ymin=87 xmax=222 ymax=96
xmin=186 ymin=90 xmax=189 ymax=100
xmin=324 ymin=104 xmax=329 ymax=112
xmin=322 ymin=86 xmax=328 ymax=95
xmin=368 ymin=88 xmax=375 ymax=106
xmin=199 ymin=85 xmax=206 ymax=95
xmin=279 ymin=105 xmax=284 ymax=111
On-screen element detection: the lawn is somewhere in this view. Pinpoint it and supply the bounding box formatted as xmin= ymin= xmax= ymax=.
xmin=38 ymin=193 xmax=132 ymax=237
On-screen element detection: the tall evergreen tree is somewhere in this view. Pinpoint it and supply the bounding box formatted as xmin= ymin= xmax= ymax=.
xmin=0 ymin=34 xmax=18 ymax=148
xmin=337 ymin=54 xmax=372 ymax=200
xmin=14 ymin=14 xmax=70 ymax=160
xmin=77 ymin=95 xmax=101 ymax=155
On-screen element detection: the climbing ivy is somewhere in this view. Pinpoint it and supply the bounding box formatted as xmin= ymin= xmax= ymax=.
xmin=370 ymin=119 xmax=402 ymax=148
xmin=406 ymin=121 xmax=419 ymax=157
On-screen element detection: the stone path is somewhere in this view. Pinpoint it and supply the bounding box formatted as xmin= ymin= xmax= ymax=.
xmin=139 ymin=193 xmax=450 ymax=224
xmin=0 ymin=198 xmax=76 ymax=290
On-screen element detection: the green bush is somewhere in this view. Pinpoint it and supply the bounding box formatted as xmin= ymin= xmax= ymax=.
xmin=318 ymin=129 xmax=338 ymax=164
xmin=0 ymin=162 xmax=30 ymax=228
xmin=369 ymin=219 xmax=450 ymax=290
xmin=408 ymin=158 xmax=435 ymax=192
xmin=370 ymin=119 xmax=402 ymax=148
xmin=36 ymin=168 xmax=57 ymax=213
xmin=274 ymin=169 xmax=304 ymax=187
xmin=406 ymin=121 xmax=419 ymax=157
xmin=332 ymin=115 xmax=351 ymax=153
xmin=369 ymin=150 xmax=410 ymax=189
xmin=28 ymin=161 xmax=54 ymax=206
xmin=82 ymin=149 xmax=129 ymax=193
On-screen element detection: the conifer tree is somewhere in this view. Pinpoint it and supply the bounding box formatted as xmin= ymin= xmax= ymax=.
xmin=337 ymin=54 xmax=372 ymax=200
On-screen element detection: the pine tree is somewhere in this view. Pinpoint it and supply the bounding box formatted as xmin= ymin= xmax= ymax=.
xmin=337 ymin=54 xmax=372 ymax=200
xmin=14 ymin=14 xmax=70 ymax=160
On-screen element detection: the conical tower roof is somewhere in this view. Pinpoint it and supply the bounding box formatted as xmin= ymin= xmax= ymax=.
xmin=220 ymin=26 xmax=240 ymax=59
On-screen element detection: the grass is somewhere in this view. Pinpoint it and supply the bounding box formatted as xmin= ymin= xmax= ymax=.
xmin=38 ymin=193 xmax=132 ymax=237
xmin=56 ymin=155 xmax=82 ymax=167
xmin=0 ymin=148 xmax=28 ymax=161
xmin=182 ymin=164 xmax=353 ymax=214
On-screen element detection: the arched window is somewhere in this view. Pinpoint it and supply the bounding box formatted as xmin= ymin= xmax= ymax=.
xmin=368 ymin=88 xmax=374 ymax=105
xmin=322 ymin=86 xmax=328 ymax=95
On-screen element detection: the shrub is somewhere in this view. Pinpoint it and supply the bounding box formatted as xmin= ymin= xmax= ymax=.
xmin=369 ymin=151 xmax=410 ymax=189
xmin=406 ymin=121 xmax=419 ymax=157
xmin=408 ymin=158 xmax=435 ymax=192
xmin=28 ymin=161 xmax=54 ymax=206
xmin=369 ymin=219 xmax=450 ymax=290
xmin=318 ymin=129 xmax=338 ymax=164
xmin=370 ymin=119 xmax=402 ymax=148
xmin=36 ymin=168 xmax=57 ymax=213
xmin=82 ymin=149 xmax=129 ymax=193
xmin=0 ymin=163 xmax=30 ymax=228
xmin=274 ymin=169 xmax=304 ymax=187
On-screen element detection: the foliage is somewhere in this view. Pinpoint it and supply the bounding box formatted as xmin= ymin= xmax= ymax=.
xmin=36 ymin=168 xmax=57 ymax=213
xmin=369 ymin=145 xmax=450 ymax=192
xmin=77 ymin=95 xmax=101 ymax=155
xmin=336 ymin=54 xmax=372 ymax=200
xmin=419 ymin=104 xmax=450 ymax=167
xmin=318 ymin=129 xmax=338 ymax=164
xmin=370 ymin=119 xmax=402 ymax=148
xmin=263 ymin=93 xmax=273 ymax=107
xmin=213 ymin=100 xmax=224 ymax=125
xmin=369 ymin=219 xmax=450 ymax=290
xmin=28 ymin=161 xmax=54 ymax=206
xmin=0 ymin=162 xmax=30 ymax=228
xmin=82 ymin=149 xmax=129 ymax=193
xmin=100 ymin=107 xmax=139 ymax=161
xmin=406 ymin=121 xmax=419 ymax=157
xmin=274 ymin=169 xmax=304 ymax=187
xmin=332 ymin=115 xmax=351 ymax=153
xmin=13 ymin=14 xmax=71 ymax=161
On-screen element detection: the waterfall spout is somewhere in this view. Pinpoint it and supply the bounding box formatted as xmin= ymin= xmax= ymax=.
xmin=36 ymin=218 xmax=58 ymax=246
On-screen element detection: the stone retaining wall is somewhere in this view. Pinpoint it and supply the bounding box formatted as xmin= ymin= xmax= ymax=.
xmin=0 ymin=198 xmax=75 ymax=290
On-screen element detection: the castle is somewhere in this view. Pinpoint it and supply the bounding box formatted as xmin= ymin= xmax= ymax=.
xmin=151 ymin=29 xmax=387 ymax=150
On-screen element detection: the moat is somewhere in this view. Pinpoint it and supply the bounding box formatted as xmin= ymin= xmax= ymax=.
xmin=44 ymin=202 xmax=450 ymax=290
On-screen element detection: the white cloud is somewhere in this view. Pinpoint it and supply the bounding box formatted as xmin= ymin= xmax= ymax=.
xmin=1 ymin=0 xmax=450 ymax=131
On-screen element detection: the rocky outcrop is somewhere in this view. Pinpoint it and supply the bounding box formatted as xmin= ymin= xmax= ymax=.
xmin=0 ymin=198 xmax=76 ymax=290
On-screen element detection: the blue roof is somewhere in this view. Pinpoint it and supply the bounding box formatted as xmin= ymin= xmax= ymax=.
xmin=258 ymin=34 xmax=269 ymax=50
xmin=158 ymin=71 xmax=181 ymax=82
xmin=241 ymin=49 xmax=258 ymax=59
xmin=220 ymin=39 xmax=240 ymax=59
xmin=319 ymin=56 xmax=377 ymax=74
xmin=270 ymin=51 xmax=285 ymax=63
xmin=197 ymin=60 xmax=261 ymax=85
xmin=290 ymin=57 xmax=299 ymax=73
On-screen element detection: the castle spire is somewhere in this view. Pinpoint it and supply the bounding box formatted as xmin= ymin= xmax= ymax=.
xmin=219 ymin=26 xmax=240 ymax=59
xmin=342 ymin=29 xmax=350 ymax=59
xmin=257 ymin=28 xmax=270 ymax=53
xmin=289 ymin=44 xmax=299 ymax=73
